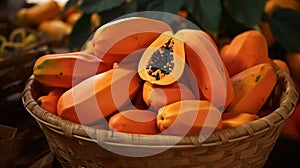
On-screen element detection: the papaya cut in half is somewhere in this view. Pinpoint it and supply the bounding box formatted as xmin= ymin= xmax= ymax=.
xmin=138 ymin=31 xmax=185 ymax=85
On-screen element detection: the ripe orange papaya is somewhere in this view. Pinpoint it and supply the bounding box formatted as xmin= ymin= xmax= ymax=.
xmin=57 ymin=63 xmax=142 ymax=124
xmin=38 ymin=19 xmax=72 ymax=39
xmin=33 ymin=52 xmax=110 ymax=88
xmin=157 ymin=100 xmax=222 ymax=135
xmin=272 ymin=59 xmax=290 ymax=75
xmin=138 ymin=31 xmax=185 ymax=85
xmin=109 ymin=110 xmax=160 ymax=135
xmin=17 ymin=1 xmax=61 ymax=26
xmin=220 ymin=30 xmax=270 ymax=77
xmin=142 ymin=81 xmax=195 ymax=111
xmin=176 ymin=29 xmax=234 ymax=111
xmin=92 ymin=17 xmax=172 ymax=66
xmin=281 ymin=103 xmax=300 ymax=137
xmin=222 ymin=112 xmax=259 ymax=128
xmin=227 ymin=63 xmax=277 ymax=114
xmin=37 ymin=88 xmax=66 ymax=115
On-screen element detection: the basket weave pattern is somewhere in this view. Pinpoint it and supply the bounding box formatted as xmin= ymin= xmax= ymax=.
xmin=22 ymin=66 xmax=298 ymax=168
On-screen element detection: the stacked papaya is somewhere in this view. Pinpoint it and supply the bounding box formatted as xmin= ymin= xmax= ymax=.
xmin=33 ymin=17 xmax=280 ymax=136
xmin=16 ymin=1 xmax=100 ymax=40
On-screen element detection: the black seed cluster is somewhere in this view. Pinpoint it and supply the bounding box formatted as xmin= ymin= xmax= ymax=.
xmin=146 ymin=39 xmax=175 ymax=80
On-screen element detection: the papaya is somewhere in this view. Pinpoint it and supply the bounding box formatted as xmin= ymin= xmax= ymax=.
xmin=142 ymin=81 xmax=196 ymax=111
xmin=17 ymin=1 xmax=61 ymax=26
xmin=57 ymin=63 xmax=142 ymax=124
xmin=138 ymin=31 xmax=185 ymax=85
xmin=227 ymin=63 xmax=277 ymax=114
xmin=37 ymin=88 xmax=66 ymax=115
xmin=281 ymin=103 xmax=300 ymax=137
xmin=157 ymin=100 xmax=222 ymax=135
xmin=92 ymin=17 xmax=172 ymax=66
xmin=109 ymin=110 xmax=160 ymax=135
xmin=33 ymin=52 xmax=110 ymax=88
xmin=38 ymin=19 xmax=72 ymax=39
xmin=220 ymin=30 xmax=270 ymax=77
xmin=222 ymin=112 xmax=259 ymax=129
xmin=272 ymin=59 xmax=290 ymax=75
xmin=176 ymin=29 xmax=234 ymax=111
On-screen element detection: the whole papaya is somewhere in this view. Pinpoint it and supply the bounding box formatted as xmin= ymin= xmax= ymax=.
xmin=227 ymin=63 xmax=277 ymax=114
xmin=157 ymin=100 xmax=222 ymax=135
xmin=17 ymin=1 xmax=61 ymax=26
xmin=142 ymin=81 xmax=195 ymax=111
xmin=176 ymin=29 xmax=234 ymax=111
xmin=220 ymin=30 xmax=270 ymax=77
xmin=57 ymin=63 xmax=142 ymax=124
xmin=92 ymin=17 xmax=172 ymax=66
xmin=109 ymin=110 xmax=160 ymax=135
xmin=33 ymin=52 xmax=110 ymax=88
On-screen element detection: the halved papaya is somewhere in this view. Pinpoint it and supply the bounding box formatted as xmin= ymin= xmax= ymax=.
xmin=138 ymin=31 xmax=185 ymax=85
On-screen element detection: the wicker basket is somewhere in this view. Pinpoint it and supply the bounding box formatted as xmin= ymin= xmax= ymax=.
xmin=22 ymin=65 xmax=298 ymax=168
xmin=0 ymin=15 xmax=54 ymax=100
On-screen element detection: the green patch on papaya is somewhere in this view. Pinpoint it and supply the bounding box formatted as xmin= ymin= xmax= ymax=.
xmin=255 ymin=75 xmax=261 ymax=83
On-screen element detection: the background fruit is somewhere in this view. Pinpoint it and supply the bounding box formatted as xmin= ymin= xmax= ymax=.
xmin=17 ymin=1 xmax=61 ymax=26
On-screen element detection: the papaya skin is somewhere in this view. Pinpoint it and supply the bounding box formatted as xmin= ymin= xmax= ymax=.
xmin=157 ymin=100 xmax=222 ymax=135
xmin=143 ymin=81 xmax=196 ymax=111
xmin=109 ymin=110 xmax=160 ymax=135
xmin=92 ymin=17 xmax=172 ymax=66
xmin=220 ymin=30 xmax=270 ymax=77
xmin=17 ymin=1 xmax=61 ymax=26
xmin=222 ymin=112 xmax=259 ymax=128
xmin=37 ymin=88 xmax=66 ymax=115
xmin=38 ymin=19 xmax=72 ymax=39
xmin=176 ymin=29 xmax=234 ymax=111
xmin=272 ymin=59 xmax=290 ymax=75
xmin=57 ymin=64 xmax=142 ymax=124
xmin=227 ymin=63 xmax=277 ymax=114
xmin=37 ymin=95 xmax=60 ymax=115
xmin=138 ymin=31 xmax=185 ymax=86
xmin=33 ymin=52 xmax=110 ymax=88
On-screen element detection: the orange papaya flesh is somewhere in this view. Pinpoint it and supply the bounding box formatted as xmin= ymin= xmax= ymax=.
xmin=138 ymin=31 xmax=185 ymax=86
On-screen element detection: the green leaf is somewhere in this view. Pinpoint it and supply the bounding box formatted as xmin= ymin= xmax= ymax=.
xmin=186 ymin=0 xmax=222 ymax=34
xmin=79 ymin=0 xmax=125 ymax=14
xmin=268 ymin=8 xmax=300 ymax=53
xmin=163 ymin=0 xmax=185 ymax=14
xmin=226 ymin=0 xmax=265 ymax=28
xmin=98 ymin=2 xmax=128 ymax=25
xmin=61 ymin=0 xmax=79 ymax=14
xmin=69 ymin=14 xmax=92 ymax=51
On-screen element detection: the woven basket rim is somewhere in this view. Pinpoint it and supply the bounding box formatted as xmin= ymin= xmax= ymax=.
xmin=21 ymin=65 xmax=299 ymax=148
